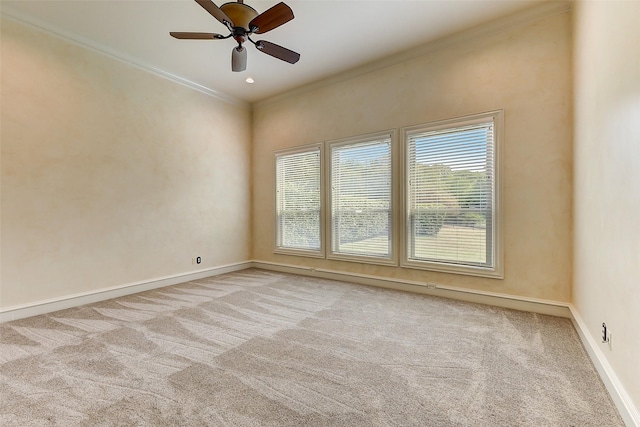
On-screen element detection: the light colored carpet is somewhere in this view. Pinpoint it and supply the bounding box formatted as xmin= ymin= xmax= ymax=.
xmin=0 ymin=268 xmax=624 ymax=426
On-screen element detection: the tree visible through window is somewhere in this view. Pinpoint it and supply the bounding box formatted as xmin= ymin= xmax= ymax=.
xmin=275 ymin=146 xmax=321 ymax=253
xmin=404 ymin=113 xmax=500 ymax=276
xmin=330 ymin=136 xmax=392 ymax=260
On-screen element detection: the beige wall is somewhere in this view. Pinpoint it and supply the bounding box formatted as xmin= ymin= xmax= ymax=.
xmin=253 ymin=12 xmax=573 ymax=302
xmin=2 ymin=2 xmax=638 ymax=417
xmin=573 ymin=0 xmax=640 ymax=412
xmin=1 ymin=18 xmax=252 ymax=308
xmin=1 ymin=1 xmax=638 ymax=417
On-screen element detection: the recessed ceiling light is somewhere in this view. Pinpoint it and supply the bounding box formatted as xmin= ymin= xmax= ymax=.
xmin=245 ymin=77 xmax=255 ymax=84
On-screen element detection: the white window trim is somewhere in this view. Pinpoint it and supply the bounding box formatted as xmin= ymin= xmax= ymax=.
xmin=325 ymin=130 xmax=399 ymax=266
xmin=273 ymin=143 xmax=325 ymax=258
xmin=400 ymin=110 xmax=504 ymax=279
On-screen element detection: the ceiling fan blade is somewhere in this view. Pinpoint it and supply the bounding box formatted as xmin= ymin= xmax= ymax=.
xmin=195 ymin=0 xmax=233 ymax=26
xmin=170 ymin=32 xmax=226 ymax=40
xmin=255 ymin=40 xmax=300 ymax=64
xmin=249 ymin=2 xmax=294 ymax=34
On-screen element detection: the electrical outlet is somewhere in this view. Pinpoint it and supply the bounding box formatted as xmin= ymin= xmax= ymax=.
xmin=425 ymin=282 xmax=437 ymax=290
xmin=601 ymin=322 xmax=612 ymax=351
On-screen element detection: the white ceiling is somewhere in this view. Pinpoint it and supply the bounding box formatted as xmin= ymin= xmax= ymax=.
xmin=2 ymin=0 xmax=549 ymax=103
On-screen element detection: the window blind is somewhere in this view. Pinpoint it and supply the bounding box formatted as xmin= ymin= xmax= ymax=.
xmin=275 ymin=148 xmax=321 ymax=251
xmin=330 ymin=137 xmax=392 ymax=258
xmin=406 ymin=122 xmax=495 ymax=268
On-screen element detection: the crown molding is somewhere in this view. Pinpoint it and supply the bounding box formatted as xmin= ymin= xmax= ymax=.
xmin=0 ymin=8 xmax=250 ymax=109
xmin=252 ymin=0 xmax=572 ymax=110
xmin=1 ymin=1 xmax=572 ymax=112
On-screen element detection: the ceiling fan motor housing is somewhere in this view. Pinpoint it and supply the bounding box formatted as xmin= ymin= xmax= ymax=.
xmin=220 ymin=2 xmax=258 ymax=31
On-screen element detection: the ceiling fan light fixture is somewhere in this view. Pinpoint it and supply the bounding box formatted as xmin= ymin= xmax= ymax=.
xmin=232 ymin=45 xmax=247 ymax=72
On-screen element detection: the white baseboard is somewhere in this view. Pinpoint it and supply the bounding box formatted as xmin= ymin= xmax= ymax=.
xmin=0 ymin=259 xmax=571 ymax=322
xmin=251 ymin=260 xmax=572 ymax=318
xmin=0 ymin=261 xmax=252 ymax=323
xmin=569 ymin=305 xmax=640 ymax=427
xmin=2 ymin=260 xmax=636 ymax=424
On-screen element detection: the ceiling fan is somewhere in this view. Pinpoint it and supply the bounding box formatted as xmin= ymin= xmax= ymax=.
xmin=170 ymin=0 xmax=300 ymax=72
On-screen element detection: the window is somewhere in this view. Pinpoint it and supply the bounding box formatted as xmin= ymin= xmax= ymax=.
xmin=275 ymin=145 xmax=323 ymax=256
xmin=403 ymin=112 xmax=502 ymax=277
xmin=272 ymin=111 xmax=501 ymax=279
xmin=328 ymin=132 xmax=396 ymax=264
xmin=402 ymin=111 xmax=502 ymax=277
